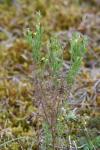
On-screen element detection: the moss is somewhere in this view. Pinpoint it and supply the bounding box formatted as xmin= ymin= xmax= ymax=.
xmin=0 ymin=32 xmax=8 ymax=41
xmin=88 ymin=117 xmax=100 ymax=130
xmin=0 ymin=0 xmax=99 ymax=149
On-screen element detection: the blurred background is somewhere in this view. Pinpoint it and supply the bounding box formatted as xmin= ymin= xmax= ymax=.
xmin=0 ymin=0 xmax=100 ymax=149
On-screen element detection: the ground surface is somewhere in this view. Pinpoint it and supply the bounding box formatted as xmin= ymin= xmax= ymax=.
xmin=0 ymin=0 xmax=100 ymax=149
